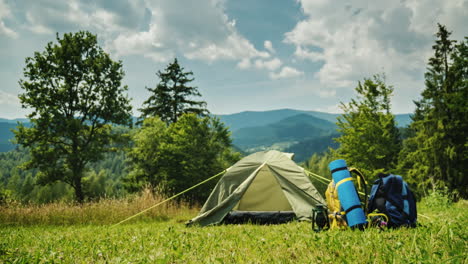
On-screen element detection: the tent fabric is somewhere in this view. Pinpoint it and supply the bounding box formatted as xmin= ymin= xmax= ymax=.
xmin=188 ymin=150 xmax=326 ymax=226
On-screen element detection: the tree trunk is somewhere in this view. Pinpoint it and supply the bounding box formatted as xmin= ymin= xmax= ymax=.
xmin=74 ymin=176 xmax=84 ymax=203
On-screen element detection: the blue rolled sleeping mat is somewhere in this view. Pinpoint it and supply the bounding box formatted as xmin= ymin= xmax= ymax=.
xmin=328 ymin=159 xmax=367 ymax=228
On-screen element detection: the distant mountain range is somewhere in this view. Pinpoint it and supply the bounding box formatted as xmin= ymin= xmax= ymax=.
xmin=218 ymin=109 xmax=411 ymax=162
xmin=217 ymin=109 xmax=412 ymax=131
xmin=0 ymin=122 xmax=19 ymax=152
xmin=0 ymin=109 xmax=412 ymax=162
xmin=228 ymin=113 xmax=336 ymax=149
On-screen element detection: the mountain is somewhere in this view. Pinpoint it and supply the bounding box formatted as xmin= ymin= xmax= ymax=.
xmin=286 ymin=134 xmax=340 ymax=162
xmin=218 ymin=109 xmax=340 ymax=132
xmin=218 ymin=108 xmax=411 ymax=131
xmin=219 ymin=109 xmax=411 ymax=162
xmin=0 ymin=122 xmax=18 ymax=152
xmin=232 ymin=113 xmax=337 ymax=155
xmin=394 ymin=114 xmax=412 ymax=127
xmin=0 ymin=110 xmax=412 ymax=158
xmin=0 ymin=118 xmax=29 ymax=124
xmin=0 ymin=119 xmax=30 ymax=152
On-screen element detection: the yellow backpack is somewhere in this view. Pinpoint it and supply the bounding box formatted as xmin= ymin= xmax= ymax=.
xmin=325 ymin=167 xmax=367 ymax=229
xmin=325 ymin=180 xmax=347 ymax=229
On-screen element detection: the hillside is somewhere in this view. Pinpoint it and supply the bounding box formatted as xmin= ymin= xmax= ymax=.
xmin=219 ymin=109 xmax=411 ymax=162
xmin=0 ymin=118 xmax=29 ymax=123
xmin=394 ymin=114 xmax=412 ymax=127
xmin=218 ymin=109 xmax=340 ymax=132
xmin=0 ymin=110 xmax=411 ymax=158
xmin=0 ymin=122 xmax=19 ymax=152
xmin=233 ymin=114 xmax=336 ymax=147
xmin=218 ymin=109 xmax=412 ymax=132
xmin=231 ymin=114 xmax=338 ymax=160
xmin=285 ymin=134 xmax=340 ymax=162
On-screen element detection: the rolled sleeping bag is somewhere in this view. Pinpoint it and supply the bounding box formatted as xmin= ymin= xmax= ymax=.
xmin=328 ymin=159 xmax=367 ymax=228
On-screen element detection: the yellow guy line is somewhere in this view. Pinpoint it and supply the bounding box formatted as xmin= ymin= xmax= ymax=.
xmin=111 ymin=169 xmax=227 ymax=227
xmin=304 ymin=169 xmax=366 ymax=197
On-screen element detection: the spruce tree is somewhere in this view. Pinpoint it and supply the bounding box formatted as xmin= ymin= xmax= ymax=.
xmin=399 ymin=25 xmax=468 ymax=198
xmin=139 ymin=58 xmax=209 ymax=124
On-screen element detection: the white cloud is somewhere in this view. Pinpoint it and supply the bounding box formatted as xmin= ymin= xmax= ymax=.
xmin=236 ymin=56 xmax=283 ymax=74
xmin=264 ymin=40 xmax=275 ymax=53
xmin=107 ymin=0 xmax=269 ymax=64
xmin=254 ymin=58 xmax=282 ymax=71
xmin=314 ymin=103 xmax=343 ymax=114
xmin=0 ymin=0 xmax=18 ymax=38
xmin=14 ymin=0 xmax=141 ymax=38
xmin=8 ymin=0 xmax=269 ymax=65
xmin=270 ymin=66 xmax=304 ymax=80
xmin=111 ymin=24 xmax=172 ymax=62
xmin=0 ymin=21 xmax=17 ymax=38
xmin=237 ymin=58 xmax=252 ymax=69
xmin=0 ymin=90 xmax=20 ymax=107
xmin=184 ymin=32 xmax=269 ymax=62
xmin=285 ymin=0 xmax=468 ymax=112
xmin=0 ymin=90 xmax=30 ymax=118
xmin=318 ymin=89 xmax=336 ymax=98
xmin=25 ymin=13 xmax=53 ymax=34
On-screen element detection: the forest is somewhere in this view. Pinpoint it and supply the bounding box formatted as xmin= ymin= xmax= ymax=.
xmin=0 ymin=24 xmax=466 ymax=206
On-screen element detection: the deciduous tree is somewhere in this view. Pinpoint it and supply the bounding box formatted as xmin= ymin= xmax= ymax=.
xmin=126 ymin=114 xmax=240 ymax=202
xmin=335 ymin=74 xmax=401 ymax=177
xmin=14 ymin=31 xmax=132 ymax=203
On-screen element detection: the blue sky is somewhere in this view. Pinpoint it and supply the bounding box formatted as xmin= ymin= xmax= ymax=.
xmin=0 ymin=0 xmax=467 ymax=118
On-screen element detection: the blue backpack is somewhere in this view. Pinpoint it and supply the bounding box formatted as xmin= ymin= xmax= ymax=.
xmin=367 ymin=174 xmax=417 ymax=228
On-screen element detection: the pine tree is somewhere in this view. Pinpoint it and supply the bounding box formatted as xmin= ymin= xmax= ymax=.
xmin=335 ymin=74 xmax=401 ymax=177
xmin=139 ymin=58 xmax=209 ymax=124
xmin=400 ymin=25 xmax=468 ymax=198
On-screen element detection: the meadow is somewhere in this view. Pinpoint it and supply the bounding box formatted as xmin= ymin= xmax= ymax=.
xmin=1 ymin=192 xmax=467 ymax=263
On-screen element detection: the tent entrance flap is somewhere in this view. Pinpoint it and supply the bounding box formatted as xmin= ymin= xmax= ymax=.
xmin=234 ymin=165 xmax=293 ymax=211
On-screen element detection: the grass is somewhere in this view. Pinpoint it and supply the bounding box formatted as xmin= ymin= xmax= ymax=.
xmin=0 ymin=189 xmax=197 ymax=225
xmin=0 ymin=194 xmax=467 ymax=263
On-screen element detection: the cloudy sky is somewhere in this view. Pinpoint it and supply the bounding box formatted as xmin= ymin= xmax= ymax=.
xmin=0 ymin=0 xmax=467 ymax=119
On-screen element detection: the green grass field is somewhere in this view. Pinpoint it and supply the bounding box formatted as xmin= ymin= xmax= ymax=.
xmin=1 ymin=195 xmax=467 ymax=263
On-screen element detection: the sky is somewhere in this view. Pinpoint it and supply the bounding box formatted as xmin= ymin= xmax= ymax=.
xmin=0 ymin=0 xmax=467 ymax=119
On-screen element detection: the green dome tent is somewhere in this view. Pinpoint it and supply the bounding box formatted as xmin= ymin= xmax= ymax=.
xmin=188 ymin=150 xmax=326 ymax=226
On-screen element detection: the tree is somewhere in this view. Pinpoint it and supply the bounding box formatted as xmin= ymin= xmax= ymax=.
xmin=126 ymin=114 xmax=240 ymax=202
xmin=139 ymin=58 xmax=208 ymax=124
xmin=399 ymin=25 xmax=468 ymax=198
xmin=305 ymin=150 xmax=336 ymax=195
xmin=124 ymin=117 xmax=168 ymax=192
xmin=14 ymin=31 xmax=132 ymax=203
xmin=334 ymin=74 xmax=401 ymax=177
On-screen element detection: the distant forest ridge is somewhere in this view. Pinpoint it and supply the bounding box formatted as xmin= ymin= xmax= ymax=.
xmin=217 ymin=108 xmax=412 ymax=131
xmin=0 ymin=109 xmax=412 ymax=160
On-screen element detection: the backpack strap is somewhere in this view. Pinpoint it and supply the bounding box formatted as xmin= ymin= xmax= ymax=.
xmin=349 ymin=168 xmax=368 ymax=214
xmin=367 ymin=178 xmax=383 ymax=213
xmin=384 ymin=175 xmax=410 ymax=219
xmin=344 ymin=204 xmax=362 ymax=214
xmin=400 ymin=177 xmax=410 ymax=216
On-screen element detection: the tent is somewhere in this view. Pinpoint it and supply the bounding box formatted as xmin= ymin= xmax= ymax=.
xmin=188 ymin=150 xmax=326 ymax=226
